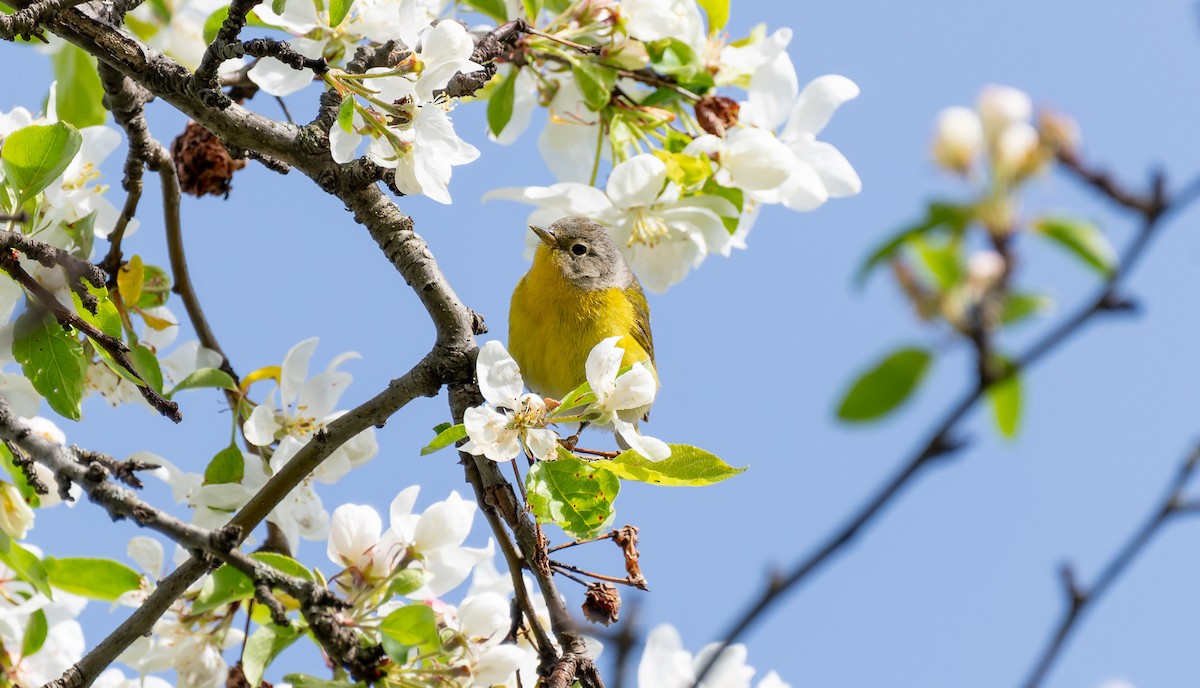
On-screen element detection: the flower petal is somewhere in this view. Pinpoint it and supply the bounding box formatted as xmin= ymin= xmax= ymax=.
xmin=477 ymin=341 xmax=524 ymax=407
xmin=782 ymin=74 xmax=859 ymax=139
xmin=606 ymin=154 xmax=667 ymax=210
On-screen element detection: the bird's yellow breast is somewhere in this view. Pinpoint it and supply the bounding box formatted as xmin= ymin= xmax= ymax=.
xmin=509 ymin=250 xmax=651 ymax=400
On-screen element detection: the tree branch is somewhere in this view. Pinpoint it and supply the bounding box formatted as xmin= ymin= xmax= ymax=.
xmin=1018 ymin=444 xmax=1200 ymax=688
xmin=691 ymin=153 xmax=1187 ymax=687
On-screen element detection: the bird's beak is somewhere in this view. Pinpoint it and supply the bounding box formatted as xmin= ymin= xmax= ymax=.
xmin=530 ymin=225 xmax=556 ymax=246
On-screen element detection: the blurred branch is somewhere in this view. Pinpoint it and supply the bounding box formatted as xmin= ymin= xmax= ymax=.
xmin=692 ymin=152 xmax=1193 ymax=687
xmin=1019 ymin=444 xmax=1200 ymax=688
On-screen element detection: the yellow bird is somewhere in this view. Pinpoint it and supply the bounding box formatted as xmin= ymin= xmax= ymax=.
xmin=508 ymin=216 xmax=655 ymax=412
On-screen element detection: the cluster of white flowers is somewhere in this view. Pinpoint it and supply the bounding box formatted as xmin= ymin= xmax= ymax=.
xmin=0 ymin=546 xmax=88 ymax=686
xmin=325 ymin=487 xmax=536 ymax=685
xmin=148 ymin=338 xmax=376 ymax=551
xmin=488 ymin=12 xmax=860 ymax=291
xmin=463 ymin=338 xmax=670 ymax=463
xmin=931 ymin=84 xmax=1074 ymax=181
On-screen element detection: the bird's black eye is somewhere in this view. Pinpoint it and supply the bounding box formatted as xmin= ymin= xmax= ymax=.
xmin=571 ymin=243 xmax=588 ymax=256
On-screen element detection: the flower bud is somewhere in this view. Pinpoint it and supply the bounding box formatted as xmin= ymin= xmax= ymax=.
xmin=977 ymin=84 xmax=1032 ymax=140
xmin=931 ymin=106 xmax=984 ymax=174
xmin=993 ymin=121 xmax=1040 ymax=179
xmin=1038 ymin=109 xmax=1081 ymax=155
xmin=0 ymin=482 xmax=34 ymax=540
xmin=966 ymin=250 xmax=1007 ymax=293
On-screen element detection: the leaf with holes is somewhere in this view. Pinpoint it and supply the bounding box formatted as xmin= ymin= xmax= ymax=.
xmin=526 ymin=455 xmax=619 ymax=540
xmin=591 ymin=444 xmax=745 ymax=486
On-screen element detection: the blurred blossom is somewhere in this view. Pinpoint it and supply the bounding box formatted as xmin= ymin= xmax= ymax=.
xmin=932 ymin=106 xmax=984 ymax=174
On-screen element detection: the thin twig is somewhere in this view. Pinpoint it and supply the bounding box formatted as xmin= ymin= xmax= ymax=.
xmin=691 ymin=155 xmax=1185 ymax=687
xmin=550 ymin=560 xmax=646 ymax=590
xmin=1018 ymin=445 xmax=1200 ymax=688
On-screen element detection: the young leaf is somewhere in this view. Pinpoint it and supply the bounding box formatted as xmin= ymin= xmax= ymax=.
xmin=0 ymin=536 xmax=51 ymax=597
xmin=71 ymin=287 xmax=122 ymax=340
xmin=282 ymin=675 xmax=362 ymax=688
xmin=337 ymin=94 xmax=356 ymax=134
xmin=591 ymin=444 xmax=746 ymax=486
xmin=243 ymin=623 xmax=301 ymax=687
xmin=1002 ymin=292 xmax=1053 ymax=326
xmin=914 ymin=237 xmax=962 ymax=289
xmin=117 ymin=255 xmax=145 ymax=307
xmin=572 ymin=61 xmax=617 ymax=111
xmin=193 ymin=552 xmax=313 ymax=613
xmin=856 ymin=202 xmax=974 ymax=286
xmin=130 ymin=344 xmax=164 ymax=393
xmin=697 ymin=0 xmax=729 ymax=30
xmin=43 ymin=557 xmax=141 ymax=601
xmin=526 ymin=455 xmax=619 ymax=540
xmin=460 ymin=0 xmax=507 ymax=21
xmin=1 ymin=123 xmax=82 ymax=204
xmin=22 ymin=608 xmax=48 ymax=657
xmin=420 ymin=423 xmax=466 ymax=455
xmin=61 ymin=210 xmax=96 ymax=260
xmin=378 ymin=604 xmax=439 ymax=648
xmin=486 ymin=69 xmax=518 ymax=138
xmin=204 ymin=444 xmax=244 ymax=485
xmin=989 ymin=359 xmax=1022 ymax=438
xmin=136 ymin=264 xmax=172 ymax=309
xmin=1033 ymin=217 xmax=1116 ymax=276
xmin=521 ymin=0 xmax=541 ymax=20
xmin=168 ymin=367 xmax=237 ymax=397
xmin=12 ymin=309 xmax=87 ymax=422
xmin=836 ymin=347 xmax=933 ymax=422
xmin=328 ymin=0 xmax=352 ymax=27
xmin=51 ymin=45 xmax=106 ymax=128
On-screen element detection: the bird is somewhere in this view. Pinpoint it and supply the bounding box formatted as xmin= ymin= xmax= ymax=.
xmin=508 ymin=215 xmax=655 ymax=416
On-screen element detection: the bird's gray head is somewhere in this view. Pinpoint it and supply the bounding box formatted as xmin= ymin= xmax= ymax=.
xmin=531 ymin=216 xmax=633 ymax=291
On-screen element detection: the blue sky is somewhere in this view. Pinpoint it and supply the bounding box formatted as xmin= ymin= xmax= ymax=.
xmin=5 ymin=1 xmax=1200 ymax=686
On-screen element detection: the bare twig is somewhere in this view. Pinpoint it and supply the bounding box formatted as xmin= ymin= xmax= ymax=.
xmin=691 ymin=155 xmax=1186 ymax=687
xmin=1018 ymin=445 xmax=1200 ymax=688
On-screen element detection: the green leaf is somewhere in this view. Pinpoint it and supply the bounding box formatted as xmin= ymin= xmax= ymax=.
xmin=51 ymin=45 xmax=106 ymax=128
xmin=486 ymin=69 xmax=518 ymax=138
xmin=12 ymin=309 xmax=87 ymax=422
xmin=914 ymin=237 xmax=962 ymax=289
xmin=460 ymin=0 xmax=507 ymax=21
xmin=328 ymin=0 xmax=352 ymax=27
xmin=130 ymin=344 xmax=164 ymax=393
xmin=193 ymin=552 xmax=313 ymax=613
xmin=1001 ymin=292 xmax=1053 ymax=326
xmin=387 ymin=568 xmax=428 ymax=597
xmin=21 ymin=609 xmax=48 ymax=657
xmin=169 ymin=367 xmax=237 ymax=398
xmin=856 ymin=202 xmax=974 ymax=286
xmin=136 ymin=264 xmax=172 ymax=309
xmin=1033 ymin=217 xmax=1116 ymax=276
xmin=71 ymin=287 xmax=122 ymax=340
xmin=543 ymin=0 xmax=570 ymax=13
xmin=526 ymin=455 xmax=619 ymax=540
xmin=696 ymin=0 xmax=729 ymax=30
xmin=431 ymin=421 xmax=452 ymax=434
xmin=378 ymin=604 xmax=439 ymax=648
xmin=646 ymin=39 xmax=713 ymax=93
xmin=204 ymin=444 xmax=244 ymax=485
xmin=44 ymin=557 xmax=141 ymax=601
xmin=1 ymin=445 xmax=39 ymax=508
xmin=836 ymin=347 xmax=933 ymax=422
xmin=202 ymin=6 xmax=271 ymax=43
xmin=420 ymin=423 xmax=466 ymax=456
xmin=0 ymin=536 xmax=51 ymax=597
xmin=521 ymin=0 xmax=541 ymax=20
xmin=572 ymin=61 xmax=617 ymax=111
xmin=698 ymin=179 xmax=743 ymax=234
xmin=243 ymin=623 xmax=301 ymax=687
xmin=989 ymin=360 xmax=1022 ymax=439
xmin=282 ymin=675 xmax=363 ymax=688
xmin=61 ymin=210 xmax=96 ymax=260
xmin=1 ymin=123 xmax=82 ymax=204
xmin=337 ymin=94 xmax=356 ymax=134
xmin=592 ymin=444 xmax=745 ymax=486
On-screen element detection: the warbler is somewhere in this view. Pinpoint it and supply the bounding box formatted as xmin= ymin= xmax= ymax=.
xmin=508 ymin=216 xmax=655 ymax=412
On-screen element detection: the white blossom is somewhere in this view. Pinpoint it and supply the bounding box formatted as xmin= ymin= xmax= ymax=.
xmin=461 ymin=341 xmax=560 ymax=463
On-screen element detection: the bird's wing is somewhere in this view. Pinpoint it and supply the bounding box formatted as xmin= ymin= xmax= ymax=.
xmin=626 ymin=277 xmax=655 ymax=365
